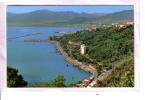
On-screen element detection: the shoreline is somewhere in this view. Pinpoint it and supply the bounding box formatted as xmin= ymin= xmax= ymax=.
xmin=48 ymin=40 xmax=98 ymax=87
xmin=49 ymin=40 xmax=96 ymax=74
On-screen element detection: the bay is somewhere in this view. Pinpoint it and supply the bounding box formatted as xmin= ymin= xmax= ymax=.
xmin=7 ymin=26 xmax=91 ymax=85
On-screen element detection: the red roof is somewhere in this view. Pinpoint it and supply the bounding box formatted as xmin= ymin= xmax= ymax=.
xmin=84 ymin=78 xmax=91 ymax=82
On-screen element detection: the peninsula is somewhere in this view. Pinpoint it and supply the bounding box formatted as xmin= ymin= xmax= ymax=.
xmin=48 ymin=22 xmax=134 ymax=87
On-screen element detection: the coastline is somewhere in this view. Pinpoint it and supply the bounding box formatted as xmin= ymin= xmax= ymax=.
xmin=48 ymin=40 xmax=98 ymax=87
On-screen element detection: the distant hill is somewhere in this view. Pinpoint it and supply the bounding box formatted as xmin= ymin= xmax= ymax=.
xmin=7 ymin=10 xmax=104 ymax=23
xmin=7 ymin=10 xmax=133 ymax=26
xmin=95 ymin=10 xmax=134 ymax=24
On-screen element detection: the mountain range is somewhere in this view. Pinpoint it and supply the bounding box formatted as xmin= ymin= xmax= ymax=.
xmin=7 ymin=10 xmax=133 ymax=26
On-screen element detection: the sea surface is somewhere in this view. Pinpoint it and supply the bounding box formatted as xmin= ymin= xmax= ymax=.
xmin=7 ymin=26 xmax=91 ymax=85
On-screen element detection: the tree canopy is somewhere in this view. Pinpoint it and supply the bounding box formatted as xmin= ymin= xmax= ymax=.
xmin=59 ymin=26 xmax=133 ymax=73
xmin=7 ymin=66 xmax=28 ymax=87
xmin=57 ymin=25 xmax=134 ymax=87
xmin=29 ymin=75 xmax=66 ymax=87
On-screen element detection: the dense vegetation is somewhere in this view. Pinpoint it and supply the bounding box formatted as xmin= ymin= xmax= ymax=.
xmin=52 ymin=25 xmax=134 ymax=87
xmin=29 ymin=76 xmax=66 ymax=87
xmin=29 ymin=76 xmax=83 ymax=87
xmin=7 ymin=65 xmax=82 ymax=87
xmin=95 ymin=56 xmax=134 ymax=87
xmin=7 ymin=66 xmax=67 ymax=87
xmin=60 ymin=26 xmax=133 ymax=67
xmin=49 ymin=36 xmax=62 ymax=41
xmin=7 ymin=66 xmax=28 ymax=87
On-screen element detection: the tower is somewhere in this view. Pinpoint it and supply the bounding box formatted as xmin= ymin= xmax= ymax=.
xmin=80 ymin=44 xmax=86 ymax=55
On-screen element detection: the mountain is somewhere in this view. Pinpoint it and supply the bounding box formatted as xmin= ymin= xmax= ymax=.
xmin=95 ymin=10 xmax=134 ymax=24
xmin=7 ymin=10 xmax=133 ymax=26
xmin=7 ymin=10 xmax=104 ymax=23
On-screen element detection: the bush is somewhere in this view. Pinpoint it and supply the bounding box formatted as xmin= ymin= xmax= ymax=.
xmin=7 ymin=66 xmax=28 ymax=87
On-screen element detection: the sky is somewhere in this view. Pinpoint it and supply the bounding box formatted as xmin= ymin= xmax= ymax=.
xmin=7 ymin=5 xmax=133 ymax=14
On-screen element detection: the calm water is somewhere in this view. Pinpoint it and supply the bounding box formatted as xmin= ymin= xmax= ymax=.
xmin=7 ymin=26 xmax=91 ymax=85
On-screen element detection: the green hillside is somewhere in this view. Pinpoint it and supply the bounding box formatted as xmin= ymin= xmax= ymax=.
xmin=95 ymin=56 xmax=134 ymax=87
xmin=96 ymin=10 xmax=134 ymax=24
xmin=7 ymin=10 xmax=104 ymax=26
xmin=54 ymin=25 xmax=134 ymax=87
xmin=7 ymin=10 xmax=133 ymax=26
xmin=60 ymin=26 xmax=133 ymax=65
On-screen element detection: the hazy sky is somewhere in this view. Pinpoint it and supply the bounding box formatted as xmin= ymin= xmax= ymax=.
xmin=7 ymin=5 xmax=133 ymax=14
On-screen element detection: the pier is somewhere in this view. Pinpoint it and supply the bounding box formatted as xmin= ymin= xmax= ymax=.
xmin=8 ymin=32 xmax=43 ymax=40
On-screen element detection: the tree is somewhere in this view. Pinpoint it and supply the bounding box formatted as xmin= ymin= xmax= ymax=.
xmin=7 ymin=66 xmax=28 ymax=87
xmin=47 ymin=75 xmax=66 ymax=87
xmin=28 ymin=75 xmax=66 ymax=87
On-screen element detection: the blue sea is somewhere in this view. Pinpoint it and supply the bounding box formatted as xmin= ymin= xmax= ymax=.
xmin=7 ymin=26 xmax=91 ymax=85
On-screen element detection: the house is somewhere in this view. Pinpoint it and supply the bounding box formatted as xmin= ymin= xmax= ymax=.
xmin=83 ymin=77 xmax=92 ymax=85
xmin=112 ymin=22 xmax=133 ymax=29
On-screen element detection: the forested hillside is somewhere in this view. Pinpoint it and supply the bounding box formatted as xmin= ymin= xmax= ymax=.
xmin=95 ymin=57 xmax=134 ymax=87
xmin=7 ymin=10 xmax=133 ymax=26
xmin=58 ymin=25 xmax=134 ymax=87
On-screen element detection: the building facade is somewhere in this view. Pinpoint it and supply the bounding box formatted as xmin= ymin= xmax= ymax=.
xmin=80 ymin=44 xmax=86 ymax=55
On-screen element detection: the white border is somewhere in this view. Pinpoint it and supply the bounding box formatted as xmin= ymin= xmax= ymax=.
xmin=1 ymin=0 xmax=136 ymax=5
xmin=0 ymin=0 xmax=140 ymax=96
xmin=0 ymin=2 xmax=6 ymax=90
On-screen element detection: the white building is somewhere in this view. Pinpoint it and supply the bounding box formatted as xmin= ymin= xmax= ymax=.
xmin=80 ymin=44 xmax=86 ymax=55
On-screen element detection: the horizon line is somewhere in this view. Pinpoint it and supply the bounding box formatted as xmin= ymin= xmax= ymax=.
xmin=7 ymin=5 xmax=133 ymax=14
xmin=7 ymin=9 xmax=133 ymax=14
